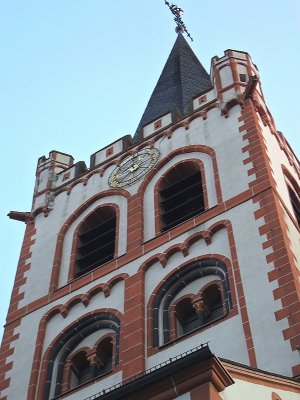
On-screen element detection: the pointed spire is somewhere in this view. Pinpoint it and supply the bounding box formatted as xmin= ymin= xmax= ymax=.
xmin=135 ymin=33 xmax=212 ymax=137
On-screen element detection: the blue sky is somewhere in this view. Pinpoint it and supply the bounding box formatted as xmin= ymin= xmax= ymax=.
xmin=0 ymin=1 xmax=299 ymax=341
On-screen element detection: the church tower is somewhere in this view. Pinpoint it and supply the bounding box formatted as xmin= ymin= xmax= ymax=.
xmin=1 ymin=15 xmax=300 ymax=400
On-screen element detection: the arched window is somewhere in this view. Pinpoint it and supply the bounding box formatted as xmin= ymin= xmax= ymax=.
xmin=69 ymin=337 xmax=113 ymax=390
xmin=42 ymin=313 xmax=120 ymax=399
xmin=175 ymin=284 xmax=224 ymax=339
xmin=175 ymin=298 xmax=199 ymax=336
xmin=202 ymin=284 xmax=224 ymax=323
xmin=159 ymin=162 xmax=205 ymax=231
xmin=70 ymin=351 xmax=91 ymax=388
xmin=95 ymin=337 xmax=113 ymax=374
xmin=288 ymin=186 xmax=300 ymax=226
xmin=76 ymin=207 xmax=116 ymax=276
xmin=152 ymin=259 xmax=232 ymax=347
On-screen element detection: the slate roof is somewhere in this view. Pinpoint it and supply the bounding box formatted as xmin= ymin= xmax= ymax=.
xmin=135 ymin=33 xmax=212 ymax=138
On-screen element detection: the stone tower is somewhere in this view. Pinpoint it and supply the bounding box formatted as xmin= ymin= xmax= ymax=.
xmin=0 ymin=32 xmax=299 ymax=400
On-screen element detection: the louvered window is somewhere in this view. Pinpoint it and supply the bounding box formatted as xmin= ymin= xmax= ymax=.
xmin=76 ymin=207 xmax=116 ymax=276
xmin=159 ymin=163 xmax=205 ymax=231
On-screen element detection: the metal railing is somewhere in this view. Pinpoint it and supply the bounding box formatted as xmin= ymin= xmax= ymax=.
xmin=84 ymin=342 xmax=209 ymax=400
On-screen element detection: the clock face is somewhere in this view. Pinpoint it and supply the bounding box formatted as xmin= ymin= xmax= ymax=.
xmin=108 ymin=148 xmax=160 ymax=188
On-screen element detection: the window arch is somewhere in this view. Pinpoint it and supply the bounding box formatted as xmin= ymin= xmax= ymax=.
xmin=70 ymin=350 xmax=91 ymax=388
xmin=42 ymin=313 xmax=120 ymax=400
xmin=151 ymin=259 xmax=232 ymax=347
xmin=158 ymin=161 xmax=205 ymax=231
xmin=76 ymin=206 xmax=116 ymax=276
xmin=175 ymin=297 xmax=200 ymax=336
xmin=68 ymin=337 xmax=113 ymax=390
xmin=174 ymin=283 xmax=225 ymax=339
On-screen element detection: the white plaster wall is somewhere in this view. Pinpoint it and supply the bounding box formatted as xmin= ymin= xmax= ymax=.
xmin=56 ymin=153 xmax=72 ymax=165
xmin=2 ymin=308 xmax=45 ymax=400
xmin=232 ymin=51 xmax=247 ymax=60
xmin=193 ymin=89 xmax=216 ymax=110
xmin=143 ymin=112 xmax=172 ymax=138
xmin=230 ymin=199 xmax=298 ymax=376
xmin=222 ymin=87 xmax=237 ymax=102
xmin=147 ymin=314 xmax=249 ymax=369
xmin=33 ymin=192 xmax=48 ymax=209
xmin=61 ymin=371 xmax=122 ymax=400
xmin=219 ymin=66 xmax=234 ymax=87
xmin=211 ymin=106 xmax=250 ymax=199
xmin=36 ymin=167 xmax=49 ymax=192
xmin=56 ymin=165 xmax=76 ymax=186
xmin=94 ymin=139 xmax=124 ymax=166
xmin=19 ymin=211 xmax=61 ymax=306
xmin=221 ymin=378 xmax=300 ymax=400
xmin=43 ymin=281 xmax=124 ymax=352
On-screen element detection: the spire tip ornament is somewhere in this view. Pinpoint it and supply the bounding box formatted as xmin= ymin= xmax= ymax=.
xmin=164 ymin=1 xmax=193 ymax=41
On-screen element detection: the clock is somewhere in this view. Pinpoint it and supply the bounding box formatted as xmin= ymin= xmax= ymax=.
xmin=108 ymin=148 xmax=160 ymax=188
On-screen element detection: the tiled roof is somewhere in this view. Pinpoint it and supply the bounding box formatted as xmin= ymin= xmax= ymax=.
xmin=135 ymin=33 xmax=212 ymax=138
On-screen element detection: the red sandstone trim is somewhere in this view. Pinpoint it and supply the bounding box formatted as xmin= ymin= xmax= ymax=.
xmin=0 ymin=220 xmax=36 ymax=397
xmin=122 ymin=271 xmax=145 ymax=379
xmin=239 ymin=99 xmax=300 ymax=375
xmin=6 ymin=187 xmax=270 ymax=327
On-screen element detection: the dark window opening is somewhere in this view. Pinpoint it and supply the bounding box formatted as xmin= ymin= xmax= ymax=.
xmin=175 ymin=284 xmax=224 ymax=338
xmin=70 ymin=338 xmax=113 ymax=390
xmin=202 ymin=284 xmax=224 ymax=322
xmin=175 ymin=298 xmax=199 ymax=335
xmin=96 ymin=337 xmax=113 ymax=375
xmin=76 ymin=207 xmax=116 ymax=276
xmin=71 ymin=351 xmax=92 ymax=387
xmin=159 ymin=163 xmax=205 ymax=231
xmin=239 ymin=73 xmax=247 ymax=82
xmin=288 ymin=186 xmax=300 ymax=226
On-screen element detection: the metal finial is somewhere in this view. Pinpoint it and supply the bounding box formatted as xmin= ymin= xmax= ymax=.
xmin=164 ymin=1 xmax=193 ymax=41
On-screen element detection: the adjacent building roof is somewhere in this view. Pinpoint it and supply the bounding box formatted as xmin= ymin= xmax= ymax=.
xmin=135 ymin=32 xmax=212 ymax=137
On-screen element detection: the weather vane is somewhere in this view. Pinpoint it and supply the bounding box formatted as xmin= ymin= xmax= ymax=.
xmin=164 ymin=1 xmax=193 ymax=41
